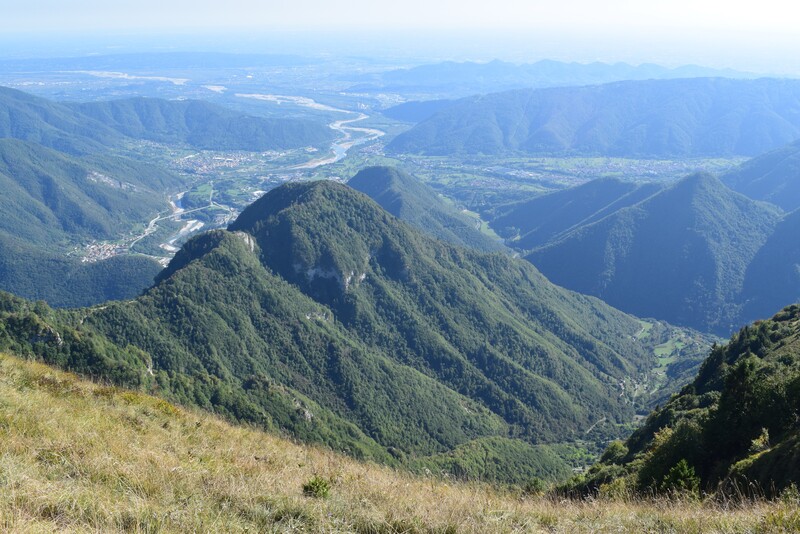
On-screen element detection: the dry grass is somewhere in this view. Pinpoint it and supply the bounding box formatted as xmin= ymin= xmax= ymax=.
xmin=0 ymin=353 xmax=796 ymax=533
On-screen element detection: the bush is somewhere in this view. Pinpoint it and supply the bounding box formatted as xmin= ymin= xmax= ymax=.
xmin=600 ymin=440 xmax=629 ymax=465
xmin=522 ymin=477 xmax=547 ymax=496
xmin=660 ymin=459 xmax=700 ymax=498
xmin=598 ymin=477 xmax=630 ymax=501
xmin=302 ymin=475 xmax=330 ymax=498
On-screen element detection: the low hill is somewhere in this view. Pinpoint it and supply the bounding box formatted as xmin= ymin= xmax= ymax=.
xmin=69 ymin=97 xmax=334 ymax=151
xmin=568 ymin=304 xmax=800 ymax=498
xmin=348 ymin=165 xmax=504 ymax=252
xmin=526 ymin=174 xmax=781 ymax=333
xmin=0 ymin=353 xmax=789 ymax=532
xmin=0 ymin=180 xmax=710 ymax=480
xmin=490 ymin=178 xmax=663 ymax=251
xmin=722 ymin=139 xmax=800 ymax=211
xmin=387 ymin=78 xmax=800 ymax=157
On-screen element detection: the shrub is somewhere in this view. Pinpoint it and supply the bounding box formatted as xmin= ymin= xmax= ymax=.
xmin=600 ymin=440 xmax=629 ymax=464
xmin=661 ymin=459 xmax=700 ymax=498
xmin=302 ymin=475 xmax=330 ymax=498
xmin=522 ymin=477 xmax=547 ymax=496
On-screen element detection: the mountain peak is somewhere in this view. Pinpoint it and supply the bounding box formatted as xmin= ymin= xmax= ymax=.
xmin=348 ymin=166 xmax=505 ymax=252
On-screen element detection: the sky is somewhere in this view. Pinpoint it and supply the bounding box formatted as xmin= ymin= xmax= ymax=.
xmin=2 ymin=0 xmax=799 ymax=73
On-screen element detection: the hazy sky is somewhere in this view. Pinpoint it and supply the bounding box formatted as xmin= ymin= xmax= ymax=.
xmin=1 ymin=0 xmax=795 ymax=33
xmin=2 ymin=0 xmax=799 ymax=72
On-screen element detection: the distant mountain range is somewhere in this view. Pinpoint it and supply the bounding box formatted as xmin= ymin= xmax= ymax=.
xmin=68 ymin=97 xmax=334 ymax=151
xmin=0 ymin=179 xmax=709 ymax=481
xmin=492 ymin=173 xmax=800 ymax=334
xmin=0 ymin=86 xmax=333 ymax=154
xmin=353 ymin=59 xmax=755 ymax=99
xmin=387 ymin=78 xmax=800 ymax=158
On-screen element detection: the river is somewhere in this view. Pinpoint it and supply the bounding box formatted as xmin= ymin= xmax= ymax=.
xmin=235 ymin=93 xmax=385 ymax=169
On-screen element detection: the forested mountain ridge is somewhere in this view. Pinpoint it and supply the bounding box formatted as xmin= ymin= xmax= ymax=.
xmin=0 ymin=138 xmax=181 ymax=245
xmin=0 ymin=86 xmax=335 ymax=307
xmin=568 ymin=304 xmax=800 ymax=498
xmin=0 ymin=234 xmax=161 ymax=308
xmin=491 ymin=178 xmax=664 ymax=251
xmin=348 ymin=165 xmax=504 ymax=252
xmin=68 ymin=97 xmax=335 ymax=151
xmin=354 ymin=59 xmax=753 ymax=99
xmin=740 ymin=208 xmax=800 ymax=322
xmin=722 ymin=138 xmax=800 ymax=212
xmin=524 ymin=173 xmax=783 ymax=334
xmin=0 ymin=86 xmax=122 ymax=155
xmin=0 ymin=86 xmax=334 ymax=154
xmin=0 ymin=180 xmax=710 ymax=482
xmin=387 ymin=78 xmax=800 ymax=157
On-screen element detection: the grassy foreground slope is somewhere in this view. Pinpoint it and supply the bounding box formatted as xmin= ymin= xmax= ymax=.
xmin=0 ymin=353 xmax=796 ymax=533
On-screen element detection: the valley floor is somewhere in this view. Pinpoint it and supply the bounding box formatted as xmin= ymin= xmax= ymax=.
xmin=0 ymin=354 xmax=796 ymax=533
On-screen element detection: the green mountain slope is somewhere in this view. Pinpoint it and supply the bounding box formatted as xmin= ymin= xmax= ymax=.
xmin=0 ymin=138 xmax=181 ymax=245
xmin=0 ymin=180 xmax=709 ymax=479
xmin=491 ymin=178 xmax=663 ymax=251
xmin=387 ymin=78 xmax=800 ymax=157
xmin=348 ymin=165 xmax=504 ymax=252
xmin=526 ymin=174 xmax=781 ymax=333
xmin=0 ymin=86 xmax=333 ymax=155
xmin=69 ymin=97 xmax=334 ymax=151
xmin=740 ymin=208 xmax=800 ymax=321
xmin=0 ymin=86 xmax=122 ymax=155
xmin=568 ymin=305 xmax=800 ymax=498
xmin=722 ymin=139 xmax=800 ymax=211
xmin=0 ymin=234 xmax=161 ymax=307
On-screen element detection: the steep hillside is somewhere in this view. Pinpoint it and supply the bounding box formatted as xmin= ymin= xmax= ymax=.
xmin=491 ymin=178 xmax=663 ymax=251
xmin=387 ymin=78 xmax=800 ymax=157
xmin=527 ymin=174 xmax=781 ymax=333
xmin=0 ymin=354 xmax=789 ymax=532
xmin=69 ymin=97 xmax=334 ymax=151
xmin=740 ymin=208 xmax=800 ymax=320
xmin=348 ymin=165 xmax=504 ymax=252
xmin=568 ymin=305 xmax=800 ymax=498
xmin=381 ymin=98 xmax=457 ymax=122
xmin=0 ymin=181 xmax=710 ymax=480
xmin=0 ymin=234 xmax=161 ymax=308
xmin=722 ymin=138 xmax=800 ymax=211
xmin=0 ymin=138 xmax=181 ymax=246
xmin=0 ymin=86 xmax=122 ymax=155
